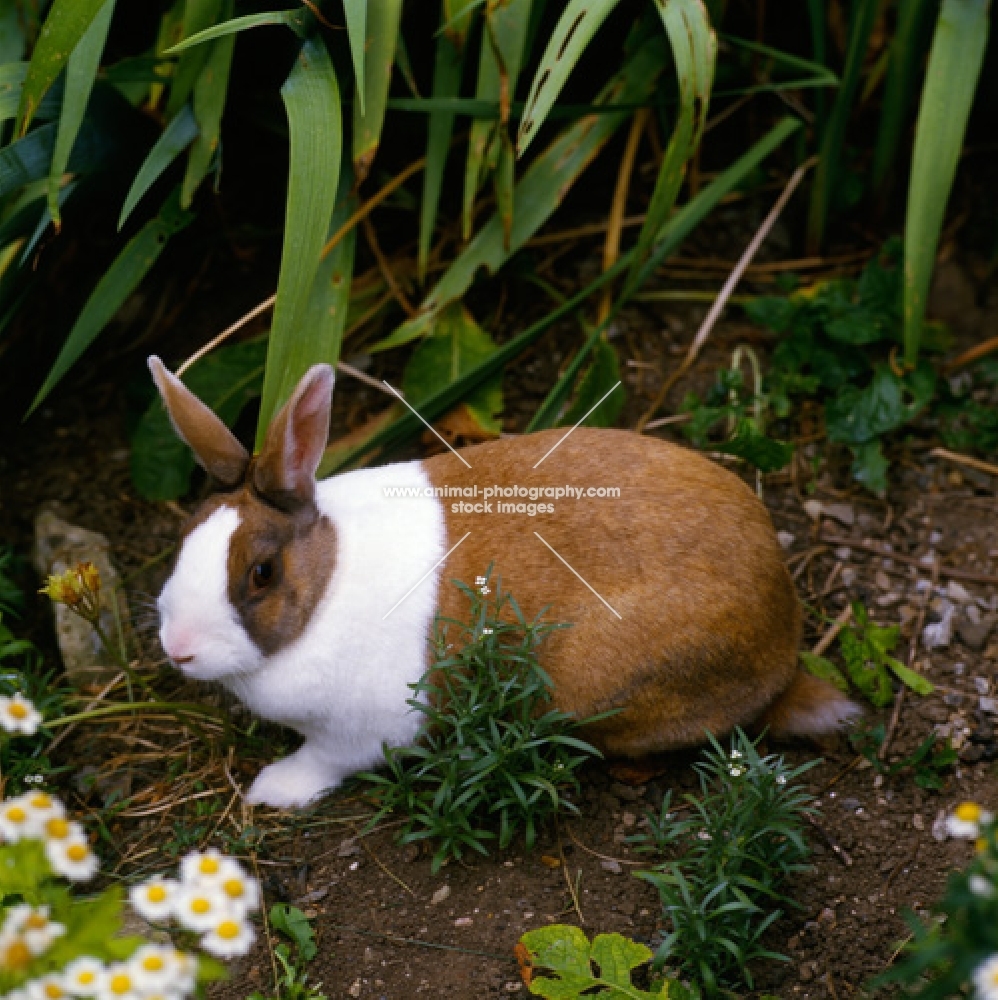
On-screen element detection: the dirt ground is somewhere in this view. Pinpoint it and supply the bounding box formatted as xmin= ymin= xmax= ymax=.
xmin=0 ymin=204 xmax=996 ymax=998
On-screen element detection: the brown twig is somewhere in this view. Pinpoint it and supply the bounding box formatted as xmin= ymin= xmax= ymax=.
xmin=945 ymin=334 xmax=998 ymax=372
xmin=362 ymin=216 xmax=416 ymax=318
xmin=929 ymin=447 xmax=998 ymax=479
xmin=819 ymin=534 xmax=998 ymax=585
xmin=806 ymin=814 xmax=853 ymax=867
xmin=812 ymin=604 xmax=854 ymax=657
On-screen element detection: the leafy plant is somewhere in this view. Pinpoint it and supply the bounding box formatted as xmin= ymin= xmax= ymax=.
xmin=249 ymin=904 xmax=325 ymax=1000
xmin=935 ymin=359 xmax=998 ymax=459
xmin=634 ymin=731 xmax=816 ymax=994
xmin=518 ymin=924 xmax=683 ymax=999
xmin=850 ymin=721 xmax=957 ymax=792
xmin=874 ymin=803 xmax=998 ymax=998
xmin=802 ymin=601 xmax=933 ymax=709
xmin=360 ymin=570 xmax=603 ymax=873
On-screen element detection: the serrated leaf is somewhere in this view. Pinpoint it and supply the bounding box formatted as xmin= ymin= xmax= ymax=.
xmin=589 ymin=933 xmax=654 ymax=988
xmin=29 ymin=189 xmax=194 ymax=415
xmin=47 ymin=0 xmax=114 ymax=227
xmin=130 ymin=337 xmax=266 ymax=500
xmin=257 ymin=35 xmax=342 ymax=444
xmin=558 ymin=338 xmax=623 ymax=428
xmin=270 ymin=904 xmax=318 ymax=962
xmin=119 ymin=103 xmax=198 ymax=229
xmin=15 ymin=0 xmax=108 ymax=134
xmin=800 ymin=651 xmax=850 ymax=693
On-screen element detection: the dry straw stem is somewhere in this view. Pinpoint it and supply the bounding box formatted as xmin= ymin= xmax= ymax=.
xmin=637 ymin=157 xmax=817 ymax=432
xmin=945 ymin=334 xmax=998 ymax=373
xmin=177 ymin=156 xmax=427 ymax=377
xmin=930 ymin=446 xmax=998 ymax=479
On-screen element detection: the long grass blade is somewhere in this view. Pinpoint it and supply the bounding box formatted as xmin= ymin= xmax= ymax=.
xmin=342 ymin=0 xmax=367 ymax=110
xmin=163 ymin=8 xmax=309 ymax=54
xmin=517 ymin=0 xmax=623 ymax=155
xmin=625 ymin=0 xmax=716 ymax=296
xmin=418 ymin=20 xmax=467 ymax=282
xmin=805 ymin=0 xmax=878 ymax=253
xmin=805 ymin=0 xmax=827 ymax=133
xmin=28 ymin=191 xmax=194 ymax=415
xmin=181 ymin=0 xmax=236 ymax=208
xmin=352 ymin=0 xmax=403 ymax=183
xmin=47 ymin=0 xmax=115 ymax=228
xmin=119 ymin=104 xmax=198 ymax=229
xmin=165 ymin=0 xmax=222 ymax=119
xmin=375 ymin=33 xmax=669 ymax=353
xmin=14 ymin=0 xmax=108 ymax=135
xmin=257 ymin=35 xmax=342 ymax=443
xmin=903 ymin=0 xmax=989 ymax=366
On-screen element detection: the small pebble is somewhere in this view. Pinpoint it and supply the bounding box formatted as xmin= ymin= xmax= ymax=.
xmin=454 ymin=917 xmax=474 ymax=927
xmin=778 ymin=531 xmax=795 ymax=549
xmin=430 ymin=886 xmax=451 ymax=905
xmin=835 ymin=546 xmax=852 ymax=561
xmin=974 ymin=677 xmax=990 ymax=696
xmin=912 ymin=814 xmax=924 ymax=831
xmin=600 ymin=859 xmax=623 ymax=875
xmin=348 ymin=980 xmax=362 ymax=998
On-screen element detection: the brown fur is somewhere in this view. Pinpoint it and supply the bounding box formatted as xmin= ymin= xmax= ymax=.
xmin=425 ymin=427 xmax=805 ymax=757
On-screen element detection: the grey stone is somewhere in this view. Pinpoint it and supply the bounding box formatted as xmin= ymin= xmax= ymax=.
xmin=957 ymin=616 xmax=996 ymax=652
xmin=32 ymin=509 xmax=125 ymax=687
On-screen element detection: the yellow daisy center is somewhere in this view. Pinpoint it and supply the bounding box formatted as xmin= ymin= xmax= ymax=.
xmin=198 ymin=856 xmax=220 ymax=875
xmin=67 ymin=844 xmax=89 ymax=862
xmin=43 ymin=983 xmax=63 ymax=999
xmin=142 ymin=955 xmax=165 ymax=972
xmin=109 ymin=973 xmax=132 ymax=995
xmin=955 ymin=802 xmax=982 ymax=823
xmin=5 ymin=806 xmax=27 ymax=823
xmin=977 ymin=837 xmax=989 ymax=854
xmin=223 ymin=878 xmax=244 ymax=898
xmin=46 ymin=818 xmax=70 ymax=839
xmin=146 ymin=885 xmax=167 ymax=903
xmin=217 ymin=920 xmax=241 ymax=940
xmin=2 ymin=938 xmax=31 ymax=970
xmin=77 ymin=971 xmax=95 ymax=986
xmin=191 ymin=897 xmax=211 ymax=914
xmin=30 ymin=793 xmax=52 ymax=809
xmin=9 ymin=702 xmax=27 ymax=720
xmin=25 ymin=913 xmax=49 ymax=930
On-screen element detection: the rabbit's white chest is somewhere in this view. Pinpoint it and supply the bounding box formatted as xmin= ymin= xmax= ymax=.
xmin=226 ymin=460 xmax=448 ymax=756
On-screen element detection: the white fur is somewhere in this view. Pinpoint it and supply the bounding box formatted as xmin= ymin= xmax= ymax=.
xmin=159 ymin=461 xmax=447 ymax=808
xmin=158 ymin=508 xmax=264 ymax=681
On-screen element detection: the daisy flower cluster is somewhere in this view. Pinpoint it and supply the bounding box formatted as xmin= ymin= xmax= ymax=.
xmin=129 ymin=849 xmax=260 ymax=959
xmin=0 ymin=792 xmax=98 ymax=882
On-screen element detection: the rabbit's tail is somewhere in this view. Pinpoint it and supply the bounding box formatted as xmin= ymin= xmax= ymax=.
xmin=760 ymin=669 xmax=861 ymax=736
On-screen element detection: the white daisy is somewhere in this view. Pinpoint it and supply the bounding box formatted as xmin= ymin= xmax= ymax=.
xmin=200 ymin=914 xmax=256 ymax=958
xmin=179 ymin=848 xmax=227 ymax=887
xmin=100 ymin=963 xmax=142 ymax=1000
xmin=173 ymin=885 xmax=230 ymax=933
xmin=23 ymin=792 xmax=65 ymax=827
xmin=170 ymin=951 xmax=197 ymax=994
xmin=63 ymin=956 xmax=106 ymax=996
xmin=26 ymin=974 xmax=69 ymax=1000
xmin=0 ymin=693 xmax=42 ymax=735
xmin=216 ymin=860 xmax=261 ymax=914
xmin=973 ymin=954 xmax=998 ymax=1000
xmin=45 ymin=837 xmax=99 ymax=881
xmin=0 ymin=796 xmax=36 ymax=842
xmin=128 ymin=877 xmax=179 ymax=923
xmin=128 ymin=944 xmax=185 ymax=995
xmin=40 ymin=816 xmax=86 ymax=845
xmin=0 ymin=931 xmax=33 ymax=972
xmin=7 ymin=905 xmax=66 ymax=955
xmin=946 ymin=802 xmax=994 ymax=840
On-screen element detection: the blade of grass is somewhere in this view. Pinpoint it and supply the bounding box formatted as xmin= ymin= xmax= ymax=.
xmin=27 ymin=190 xmax=194 ymax=416
xmin=257 ymin=35 xmax=342 ymax=443
xmin=806 ymin=0 xmax=827 ymax=134
xmin=418 ymin=19 xmax=467 ymax=282
xmin=903 ymin=0 xmax=989 ymax=366
xmin=353 ymin=0 xmax=403 ymax=182
xmin=373 ymin=33 xmax=669 ymax=353
xmin=163 ymin=7 xmax=310 ymax=53
xmin=624 ymin=0 xmax=715 ymax=297
xmin=46 ymin=0 xmax=115 ymax=229
xmin=119 ymin=104 xmax=198 ymax=229
xmin=330 ymin=117 xmax=800 ymax=465
xmin=517 ymin=0 xmax=623 ymax=156
xmin=342 ymin=0 xmax=367 ymax=111
xmin=805 ymin=0 xmax=878 ymax=253
xmin=181 ymin=0 xmax=236 ymax=208
xmin=14 ymin=0 xmax=108 ymax=135
xmin=165 ymin=0 xmax=222 ymax=119
xmin=0 ymin=61 xmax=27 ymax=121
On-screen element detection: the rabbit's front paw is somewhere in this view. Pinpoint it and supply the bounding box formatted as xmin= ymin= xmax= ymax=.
xmin=245 ymin=751 xmax=338 ymax=808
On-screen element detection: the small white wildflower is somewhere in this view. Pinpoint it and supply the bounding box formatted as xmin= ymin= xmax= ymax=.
xmin=946 ymin=802 xmax=994 ymax=840
xmin=0 ymin=796 xmax=36 ymax=842
xmin=697 ymin=830 xmax=712 ymax=841
xmin=216 ymin=860 xmax=261 ymax=914
xmin=729 ymin=766 xmax=745 ymax=778
xmin=128 ymin=944 xmax=186 ymax=995
xmin=63 ymin=956 xmax=106 ymax=996
xmin=970 ymin=874 xmax=996 ymax=898
xmin=3 ymin=905 xmax=66 ymax=955
xmin=730 ymin=750 xmax=743 ymax=759
xmin=0 ymin=693 xmax=42 ymax=735
xmin=475 ymin=576 xmax=486 ymax=586
xmin=174 ymin=885 xmax=230 ymax=933
xmin=973 ymin=954 xmax=998 ymax=1000
xmin=23 ymin=792 xmax=65 ymax=828
xmin=45 ymin=836 xmax=99 ymax=881
xmin=26 ymin=973 xmax=69 ymax=1000
xmin=482 ymin=627 xmax=493 ymax=636
xmin=40 ymin=816 xmax=86 ymax=845
xmin=101 ymin=963 xmax=142 ymax=1000
xmin=200 ymin=913 xmax=256 ymax=958
xmin=479 ymin=586 xmax=490 ymax=596
xmin=128 ymin=876 xmax=180 ymax=923
xmin=179 ymin=848 xmax=227 ymax=887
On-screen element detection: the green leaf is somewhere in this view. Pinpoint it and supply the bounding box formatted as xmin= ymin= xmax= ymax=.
xmin=47 ymin=0 xmax=115 ymax=227
xmin=165 ymin=0 xmax=222 ymax=119
xmin=352 ymin=0 xmax=403 ymax=182
xmin=715 ymin=419 xmax=793 ymax=473
xmin=269 ymin=904 xmax=318 ymax=962
xmin=885 ymin=656 xmax=934 ymax=697
xmin=15 ymin=0 xmax=108 ymax=134
xmin=0 ymin=4 xmax=26 ymax=63
xmin=402 ymin=303 xmax=503 ymax=436
xmin=903 ymin=0 xmax=989 ymax=365
xmin=163 ymin=8 xmax=309 ymax=54
xmin=849 ymin=439 xmax=889 ymax=496
xmin=799 ymin=651 xmax=850 ymax=694
xmin=0 ymin=61 xmax=28 ymax=122
xmin=257 ymin=35 xmax=342 ymax=444
xmin=181 ymin=0 xmax=236 ymax=208
xmin=826 ymin=364 xmax=934 ymax=446
xmin=342 ymin=0 xmax=368 ymax=109
xmin=130 ymin=338 xmax=266 ymax=500
xmin=558 ymin=338 xmax=623 ymax=429
xmin=28 ymin=190 xmax=194 ymax=416
xmin=119 ymin=104 xmax=199 ymax=229
xmin=517 ymin=0 xmax=623 ymax=155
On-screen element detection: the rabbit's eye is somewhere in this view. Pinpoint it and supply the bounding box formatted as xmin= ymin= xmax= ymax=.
xmin=250 ymin=561 xmax=274 ymax=590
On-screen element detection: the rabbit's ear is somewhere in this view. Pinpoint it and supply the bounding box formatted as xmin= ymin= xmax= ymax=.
xmin=253 ymin=365 xmax=334 ymax=509
xmin=148 ymin=356 xmax=250 ymax=486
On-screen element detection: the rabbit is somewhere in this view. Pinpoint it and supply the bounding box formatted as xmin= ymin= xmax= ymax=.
xmin=149 ymin=355 xmax=860 ymax=808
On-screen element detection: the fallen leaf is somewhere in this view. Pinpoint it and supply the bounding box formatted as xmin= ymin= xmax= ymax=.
xmin=539 ymin=855 xmax=561 ymax=868
xmin=513 ymin=941 xmax=533 ymax=988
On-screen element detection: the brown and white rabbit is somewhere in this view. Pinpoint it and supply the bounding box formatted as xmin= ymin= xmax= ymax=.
xmin=149 ymin=356 xmax=859 ymax=808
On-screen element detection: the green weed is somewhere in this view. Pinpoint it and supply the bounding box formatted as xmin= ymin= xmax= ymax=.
xmin=850 ymin=722 xmax=957 ymax=792
xmin=360 ymin=571 xmax=603 ymax=873
xmin=249 ymin=905 xmax=325 ymax=1000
